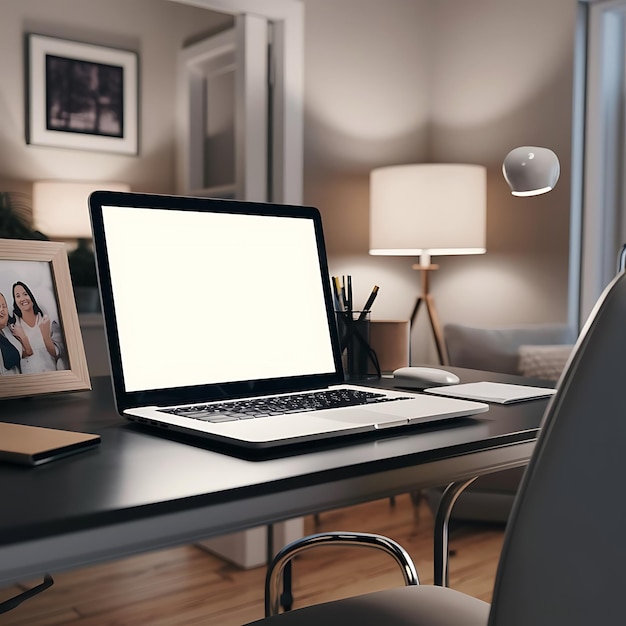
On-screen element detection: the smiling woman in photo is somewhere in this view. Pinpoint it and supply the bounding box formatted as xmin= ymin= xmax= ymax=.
xmin=0 ymin=292 xmax=24 ymax=375
xmin=9 ymin=281 xmax=65 ymax=374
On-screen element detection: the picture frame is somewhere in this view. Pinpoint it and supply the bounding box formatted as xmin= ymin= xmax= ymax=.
xmin=26 ymin=33 xmax=139 ymax=155
xmin=0 ymin=239 xmax=91 ymax=399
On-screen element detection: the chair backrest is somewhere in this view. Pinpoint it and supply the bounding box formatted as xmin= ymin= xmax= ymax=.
xmin=488 ymin=271 xmax=626 ymax=626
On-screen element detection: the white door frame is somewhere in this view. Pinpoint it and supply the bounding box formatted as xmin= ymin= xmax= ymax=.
xmin=177 ymin=15 xmax=269 ymax=201
xmin=575 ymin=0 xmax=626 ymax=325
xmin=169 ymin=0 xmax=303 ymax=204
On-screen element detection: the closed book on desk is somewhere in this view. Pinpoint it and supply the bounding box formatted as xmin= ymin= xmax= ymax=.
xmin=0 ymin=422 xmax=100 ymax=466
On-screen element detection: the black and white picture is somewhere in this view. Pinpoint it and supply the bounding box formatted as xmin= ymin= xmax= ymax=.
xmin=45 ymin=55 xmax=124 ymax=138
xmin=27 ymin=34 xmax=138 ymax=154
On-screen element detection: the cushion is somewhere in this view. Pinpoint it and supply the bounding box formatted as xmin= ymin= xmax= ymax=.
xmin=518 ymin=344 xmax=573 ymax=381
xmin=250 ymin=585 xmax=490 ymax=625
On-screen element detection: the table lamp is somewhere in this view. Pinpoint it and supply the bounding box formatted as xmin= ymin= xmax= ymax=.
xmin=32 ymin=181 xmax=130 ymax=240
xmin=32 ymin=181 xmax=130 ymax=311
xmin=370 ymin=163 xmax=487 ymax=364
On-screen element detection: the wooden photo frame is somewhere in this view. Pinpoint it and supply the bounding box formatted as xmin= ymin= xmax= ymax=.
xmin=0 ymin=240 xmax=91 ymax=399
xmin=26 ymin=33 xmax=138 ymax=155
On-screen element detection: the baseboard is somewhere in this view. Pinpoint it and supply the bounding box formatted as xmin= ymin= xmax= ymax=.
xmin=196 ymin=518 xmax=304 ymax=569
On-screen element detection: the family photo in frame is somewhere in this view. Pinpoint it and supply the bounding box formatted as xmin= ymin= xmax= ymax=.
xmin=0 ymin=240 xmax=90 ymax=399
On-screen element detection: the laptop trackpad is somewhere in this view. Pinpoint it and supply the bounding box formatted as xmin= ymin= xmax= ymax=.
xmin=321 ymin=407 xmax=412 ymax=425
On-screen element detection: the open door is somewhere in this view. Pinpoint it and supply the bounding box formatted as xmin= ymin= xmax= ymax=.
xmin=177 ymin=13 xmax=269 ymax=201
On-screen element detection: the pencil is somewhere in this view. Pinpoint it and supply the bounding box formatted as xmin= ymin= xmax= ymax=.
xmin=358 ymin=285 xmax=379 ymax=321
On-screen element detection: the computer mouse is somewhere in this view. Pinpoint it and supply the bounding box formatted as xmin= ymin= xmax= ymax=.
xmin=392 ymin=366 xmax=460 ymax=388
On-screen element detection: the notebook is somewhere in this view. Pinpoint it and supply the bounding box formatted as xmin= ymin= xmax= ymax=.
xmin=88 ymin=191 xmax=488 ymax=449
xmin=425 ymin=381 xmax=557 ymax=404
xmin=0 ymin=422 xmax=100 ymax=466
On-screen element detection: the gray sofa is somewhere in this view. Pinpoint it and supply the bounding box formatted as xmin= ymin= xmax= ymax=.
xmin=426 ymin=322 xmax=576 ymax=523
xmin=444 ymin=322 xmax=576 ymax=377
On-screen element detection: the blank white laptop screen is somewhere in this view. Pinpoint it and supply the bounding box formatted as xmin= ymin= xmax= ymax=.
xmin=101 ymin=205 xmax=336 ymax=392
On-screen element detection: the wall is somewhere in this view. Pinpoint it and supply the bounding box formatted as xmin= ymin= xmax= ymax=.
xmin=0 ymin=0 xmax=232 ymax=194
xmin=0 ymin=0 xmax=578 ymax=363
xmin=303 ymin=0 xmax=576 ymax=363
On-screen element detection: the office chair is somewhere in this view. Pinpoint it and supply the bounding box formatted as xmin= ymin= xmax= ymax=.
xmin=250 ymin=270 xmax=626 ymax=625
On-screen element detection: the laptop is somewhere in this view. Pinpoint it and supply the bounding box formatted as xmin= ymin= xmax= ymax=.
xmin=88 ymin=192 xmax=488 ymax=449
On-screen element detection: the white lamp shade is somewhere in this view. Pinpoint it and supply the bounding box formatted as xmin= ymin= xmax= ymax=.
xmin=369 ymin=163 xmax=487 ymax=257
xmin=502 ymin=146 xmax=560 ymax=196
xmin=32 ymin=181 xmax=131 ymax=238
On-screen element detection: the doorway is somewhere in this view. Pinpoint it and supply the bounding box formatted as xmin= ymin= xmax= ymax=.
xmin=170 ymin=0 xmax=303 ymax=204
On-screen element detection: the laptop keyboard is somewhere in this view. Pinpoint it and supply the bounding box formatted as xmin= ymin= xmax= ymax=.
xmin=161 ymin=388 xmax=409 ymax=423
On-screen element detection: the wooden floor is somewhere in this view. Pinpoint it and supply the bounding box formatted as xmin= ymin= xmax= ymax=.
xmin=0 ymin=495 xmax=505 ymax=625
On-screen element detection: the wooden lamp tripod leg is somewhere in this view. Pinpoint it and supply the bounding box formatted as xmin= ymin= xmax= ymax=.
xmin=409 ymin=265 xmax=449 ymax=366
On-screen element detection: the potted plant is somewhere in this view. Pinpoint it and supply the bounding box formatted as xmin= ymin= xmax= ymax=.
xmin=0 ymin=192 xmax=99 ymax=312
xmin=66 ymin=239 xmax=100 ymax=312
xmin=0 ymin=192 xmax=48 ymax=240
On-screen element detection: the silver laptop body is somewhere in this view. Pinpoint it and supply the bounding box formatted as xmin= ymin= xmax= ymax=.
xmin=89 ymin=192 xmax=487 ymax=449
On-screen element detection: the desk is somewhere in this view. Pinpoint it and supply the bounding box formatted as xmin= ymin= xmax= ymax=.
xmin=0 ymin=368 xmax=550 ymax=588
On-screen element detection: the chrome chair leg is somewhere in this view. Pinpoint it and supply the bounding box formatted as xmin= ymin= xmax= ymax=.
xmin=433 ymin=477 xmax=478 ymax=587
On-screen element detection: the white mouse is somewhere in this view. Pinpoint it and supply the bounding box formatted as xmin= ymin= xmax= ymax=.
xmin=392 ymin=366 xmax=460 ymax=388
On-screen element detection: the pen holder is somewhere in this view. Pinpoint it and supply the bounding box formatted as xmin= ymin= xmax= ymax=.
xmin=335 ymin=311 xmax=380 ymax=380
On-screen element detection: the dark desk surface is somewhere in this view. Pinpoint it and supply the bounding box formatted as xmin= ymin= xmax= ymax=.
xmin=0 ymin=368 xmax=551 ymax=584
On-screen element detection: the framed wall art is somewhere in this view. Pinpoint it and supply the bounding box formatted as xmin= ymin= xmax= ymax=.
xmin=0 ymin=239 xmax=91 ymax=399
xmin=26 ymin=34 xmax=138 ymax=155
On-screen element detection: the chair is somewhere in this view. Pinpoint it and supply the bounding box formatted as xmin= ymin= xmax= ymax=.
xmin=431 ymin=322 xmax=576 ymax=523
xmin=249 ymin=271 xmax=626 ymax=625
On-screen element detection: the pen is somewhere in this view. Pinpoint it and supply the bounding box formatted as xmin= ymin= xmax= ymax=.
xmin=358 ymin=285 xmax=379 ymax=321
xmin=347 ymin=275 xmax=353 ymax=315
xmin=332 ymin=276 xmax=344 ymax=311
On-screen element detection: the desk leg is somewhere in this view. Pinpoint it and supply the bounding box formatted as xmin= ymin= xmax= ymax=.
xmin=433 ymin=477 xmax=478 ymax=587
xmin=267 ymin=524 xmax=294 ymax=611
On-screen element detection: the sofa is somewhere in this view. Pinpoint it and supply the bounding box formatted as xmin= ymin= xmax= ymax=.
xmin=444 ymin=322 xmax=576 ymax=379
xmin=425 ymin=322 xmax=576 ymax=523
